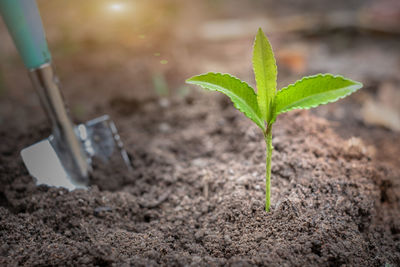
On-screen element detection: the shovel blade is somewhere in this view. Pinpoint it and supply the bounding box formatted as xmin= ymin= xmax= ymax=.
xmin=21 ymin=115 xmax=131 ymax=191
xmin=21 ymin=139 xmax=85 ymax=190
xmin=77 ymin=115 xmax=131 ymax=169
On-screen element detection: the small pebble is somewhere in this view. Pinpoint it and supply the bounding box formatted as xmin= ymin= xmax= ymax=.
xmin=159 ymin=123 xmax=170 ymax=133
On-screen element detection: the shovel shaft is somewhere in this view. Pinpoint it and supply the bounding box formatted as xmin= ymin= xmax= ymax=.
xmin=0 ymin=0 xmax=51 ymax=69
xmin=29 ymin=64 xmax=91 ymax=185
xmin=0 ymin=1 xmax=90 ymax=185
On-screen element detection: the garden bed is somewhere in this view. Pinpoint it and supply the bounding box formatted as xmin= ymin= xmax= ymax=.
xmin=1 ymin=91 xmax=399 ymax=265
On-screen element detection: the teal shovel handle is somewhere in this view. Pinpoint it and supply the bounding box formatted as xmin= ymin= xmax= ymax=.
xmin=0 ymin=0 xmax=51 ymax=69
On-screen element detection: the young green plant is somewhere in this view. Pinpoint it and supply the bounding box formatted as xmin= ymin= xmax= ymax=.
xmin=186 ymin=28 xmax=363 ymax=212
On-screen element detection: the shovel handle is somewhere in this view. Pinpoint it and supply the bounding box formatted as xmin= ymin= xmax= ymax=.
xmin=0 ymin=0 xmax=51 ymax=69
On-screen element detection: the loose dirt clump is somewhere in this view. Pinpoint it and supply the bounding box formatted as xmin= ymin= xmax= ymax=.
xmin=0 ymin=93 xmax=399 ymax=266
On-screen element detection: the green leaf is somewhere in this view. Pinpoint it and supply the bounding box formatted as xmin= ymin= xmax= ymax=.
xmin=186 ymin=72 xmax=265 ymax=130
xmin=275 ymin=73 xmax=363 ymax=117
xmin=253 ymin=28 xmax=277 ymax=123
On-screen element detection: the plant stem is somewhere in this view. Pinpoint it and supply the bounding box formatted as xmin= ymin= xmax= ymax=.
xmin=264 ymin=125 xmax=273 ymax=212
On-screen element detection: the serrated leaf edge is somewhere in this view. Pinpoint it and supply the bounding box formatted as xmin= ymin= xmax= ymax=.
xmin=276 ymin=73 xmax=363 ymax=114
xmin=186 ymin=72 xmax=266 ymax=130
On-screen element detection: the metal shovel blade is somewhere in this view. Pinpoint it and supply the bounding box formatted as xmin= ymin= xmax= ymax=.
xmin=21 ymin=115 xmax=131 ymax=190
xmin=77 ymin=115 xmax=131 ymax=169
xmin=21 ymin=139 xmax=81 ymax=190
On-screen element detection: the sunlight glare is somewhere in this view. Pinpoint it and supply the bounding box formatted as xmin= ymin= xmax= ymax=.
xmin=109 ymin=3 xmax=124 ymax=12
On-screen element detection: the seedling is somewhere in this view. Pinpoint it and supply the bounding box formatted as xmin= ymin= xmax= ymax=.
xmin=186 ymin=28 xmax=363 ymax=212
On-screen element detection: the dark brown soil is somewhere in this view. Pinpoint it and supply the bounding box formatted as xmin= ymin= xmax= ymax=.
xmin=1 ymin=92 xmax=399 ymax=266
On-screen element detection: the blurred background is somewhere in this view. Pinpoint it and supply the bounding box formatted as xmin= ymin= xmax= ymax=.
xmin=0 ymin=0 xmax=399 ymax=168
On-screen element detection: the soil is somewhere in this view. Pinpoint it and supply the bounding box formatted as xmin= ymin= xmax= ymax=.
xmin=1 ymin=0 xmax=400 ymax=266
xmin=1 ymin=92 xmax=400 ymax=266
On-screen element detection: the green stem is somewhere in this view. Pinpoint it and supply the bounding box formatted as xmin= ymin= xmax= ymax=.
xmin=264 ymin=125 xmax=273 ymax=212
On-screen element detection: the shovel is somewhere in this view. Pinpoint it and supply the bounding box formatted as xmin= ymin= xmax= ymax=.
xmin=0 ymin=0 xmax=132 ymax=190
